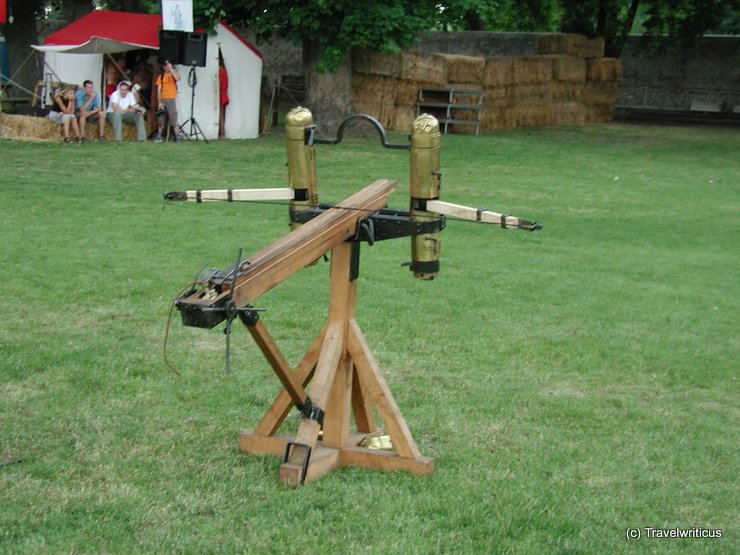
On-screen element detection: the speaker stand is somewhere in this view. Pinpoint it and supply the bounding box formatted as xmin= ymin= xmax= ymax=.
xmin=179 ymin=66 xmax=208 ymax=143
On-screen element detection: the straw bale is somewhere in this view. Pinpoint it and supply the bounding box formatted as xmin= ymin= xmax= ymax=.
xmin=549 ymin=82 xmax=583 ymax=102
xmin=548 ymin=55 xmax=586 ymax=82
xmin=1 ymin=112 xmax=58 ymax=141
xmin=515 ymin=84 xmax=553 ymax=103
xmin=394 ymin=79 xmax=423 ymax=106
xmin=480 ymin=107 xmax=515 ymax=130
xmin=0 ymin=112 xmax=143 ymax=142
xmin=586 ymin=58 xmax=622 ymax=82
xmin=536 ymin=34 xmax=605 ymax=58
xmin=441 ymin=54 xmax=485 ymax=83
xmin=401 ymin=51 xmax=447 ymax=84
xmin=510 ymin=102 xmax=554 ymax=127
xmin=552 ymin=101 xmax=587 ymax=124
xmin=584 ymin=104 xmax=615 ymax=123
xmin=512 ymin=57 xmax=554 ymax=85
xmin=390 ymin=105 xmax=417 ymax=132
xmin=583 ymin=81 xmax=618 ymax=105
xmin=353 ymin=74 xmax=400 ymax=129
xmin=482 ymin=84 xmax=516 ymax=105
xmin=483 ymin=57 xmax=515 ymax=87
xmin=352 ymin=49 xmax=401 ymax=77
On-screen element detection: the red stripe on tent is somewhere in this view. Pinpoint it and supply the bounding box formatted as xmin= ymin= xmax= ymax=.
xmin=43 ymin=10 xmax=162 ymax=49
xmin=218 ymin=21 xmax=263 ymax=61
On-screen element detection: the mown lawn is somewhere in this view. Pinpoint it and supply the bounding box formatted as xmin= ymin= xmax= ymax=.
xmin=0 ymin=122 xmax=738 ymax=554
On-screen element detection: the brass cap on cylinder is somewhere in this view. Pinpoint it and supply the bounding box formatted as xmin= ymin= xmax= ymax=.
xmin=411 ymin=114 xmax=441 ymax=148
xmin=286 ymin=106 xmax=314 ymax=129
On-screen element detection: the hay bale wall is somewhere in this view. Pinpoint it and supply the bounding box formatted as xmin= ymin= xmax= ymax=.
xmin=352 ymin=33 xmax=620 ymax=132
xmin=0 ymin=112 xmax=148 ymax=142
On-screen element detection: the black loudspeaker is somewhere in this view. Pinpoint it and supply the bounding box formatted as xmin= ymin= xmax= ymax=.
xmin=182 ymin=32 xmax=207 ymax=67
xmin=158 ymin=30 xmax=184 ymax=64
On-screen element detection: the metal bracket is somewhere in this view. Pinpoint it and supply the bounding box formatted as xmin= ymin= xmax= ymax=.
xmin=296 ymin=397 xmax=325 ymax=425
xmin=305 ymin=114 xmax=410 ymax=151
xmin=290 ymin=206 xmax=446 ymax=242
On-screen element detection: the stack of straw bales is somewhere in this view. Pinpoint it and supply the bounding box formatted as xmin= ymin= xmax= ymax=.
xmin=352 ymin=33 xmax=621 ymax=132
xmin=0 ymin=111 xmax=142 ymax=142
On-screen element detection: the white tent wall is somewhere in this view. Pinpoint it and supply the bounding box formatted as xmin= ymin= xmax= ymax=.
xmin=176 ymin=23 xmax=262 ymax=140
xmin=43 ymin=51 xmax=104 ymax=95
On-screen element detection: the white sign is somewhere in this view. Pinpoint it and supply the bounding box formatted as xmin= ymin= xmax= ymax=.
xmin=162 ymin=0 xmax=194 ymax=32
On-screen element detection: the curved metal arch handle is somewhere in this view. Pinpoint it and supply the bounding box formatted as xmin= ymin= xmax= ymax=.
xmin=306 ymin=114 xmax=410 ymax=151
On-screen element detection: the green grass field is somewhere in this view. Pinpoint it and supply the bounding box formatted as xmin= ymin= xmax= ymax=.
xmin=1 ymin=122 xmax=738 ymax=554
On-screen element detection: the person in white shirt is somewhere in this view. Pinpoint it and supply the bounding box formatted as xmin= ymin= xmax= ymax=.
xmin=105 ymin=81 xmax=146 ymax=142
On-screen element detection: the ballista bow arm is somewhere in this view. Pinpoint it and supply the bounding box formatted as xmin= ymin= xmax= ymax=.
xmin=163 ymin=188 xmax=295 ymax=202
xmin=425 ymin=200 xmax=542 ymax=231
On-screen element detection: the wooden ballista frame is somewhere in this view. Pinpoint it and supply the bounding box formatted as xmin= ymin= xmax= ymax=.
xmin=165 ymin=109 xmax=540 ymax=486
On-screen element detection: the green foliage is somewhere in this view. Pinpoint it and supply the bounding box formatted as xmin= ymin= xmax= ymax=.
xmin=438 ymin=0 xmax=560 ymax=32
xmin=558 ymin=0 xmax=739 ymax=55
xmin=196 ymin=0 xmax=438 ymax=71
xmin=641 ymin=0 xmax=740 ymax=50
xmin=0 ymin=123 xmax=738 ymax=553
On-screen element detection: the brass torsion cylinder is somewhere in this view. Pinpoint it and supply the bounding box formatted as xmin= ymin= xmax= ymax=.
xmin=286 ymin=107 xmax=318 ymax=230
xmin=409 ymin=114 xmax=442 ymax=280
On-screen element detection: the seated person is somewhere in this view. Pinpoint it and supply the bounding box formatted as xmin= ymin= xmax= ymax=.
xmin=48 ymin=87 xmax=81 ymax=144
xmin=105 ymin=81 xmax=146 ymax=143
xmin=75 ymin=80 xmax=106 ymax=141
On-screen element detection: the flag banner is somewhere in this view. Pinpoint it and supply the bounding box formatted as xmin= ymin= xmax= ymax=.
xmin=162 ymin=0 xmax=193 ymax=32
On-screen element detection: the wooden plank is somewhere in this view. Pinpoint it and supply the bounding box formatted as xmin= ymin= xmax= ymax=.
xmin=351 ymin=364 xmax=376 ymax=433
xmin=230 ymin=179 xmax=397 ymax=307
xmin=280 ymin=446 xmax=340 ymax=486
xmin=183 ymin=188 xmax=295 ymax=201
xmin=322 ymin=353 xmax=353 ymax=448
xmin=347 ymin=319 xmax=422 ymax=460
xmin=291 ymin=321 xmax=345 ymax=450
xmin=239 ymin=432 xmax=291 ymax=456
xmin=252 ymin=324 xmax=326 ymax=436
xmin=339 ymin=447 xmax=435 ymax=475
xmin=247 ymin=319 xmax=308 ymax=407
xmin=426 ymin=199 xmax=522 ymax=228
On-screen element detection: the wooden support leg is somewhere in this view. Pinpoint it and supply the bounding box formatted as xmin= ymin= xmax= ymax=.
xmin=241 ymin=324 xmax=325 ymax=449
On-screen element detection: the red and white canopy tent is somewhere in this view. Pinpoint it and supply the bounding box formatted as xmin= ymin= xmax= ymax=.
xmin=33 ymin=10 xmax=263 ymax=139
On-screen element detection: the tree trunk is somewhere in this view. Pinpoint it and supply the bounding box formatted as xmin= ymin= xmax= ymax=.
xmin=302 ymin=38 xmax=355 ymax=134
xmin=4 ymin=0 xmax=41 ymax=96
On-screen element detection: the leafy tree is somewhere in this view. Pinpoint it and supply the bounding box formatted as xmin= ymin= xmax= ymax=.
xmin=559 ymin=0 xmax=739 ymax=57
xmin=640 ymin=0 xmax=740 ymax=50
xmin=437 ymin=0 xmax=560 ymax=32
xmin=196 ymin=0 xmax=440 ymax=130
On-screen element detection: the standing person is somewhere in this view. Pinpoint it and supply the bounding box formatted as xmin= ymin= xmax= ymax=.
xmin=75 ymin=80 xmax=106 ymax=141
xmin=218 ymin=50 xmax=229 ymax=139
xmin=48 ymin=87 xmax=81 ymax=144
xmin=105 ymin=55 xmax=125 ymax=99
xmin=155 ymin=60 xmax=183 ymax=141
xmin=105 ymin=81 xmax=146 ymax=143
